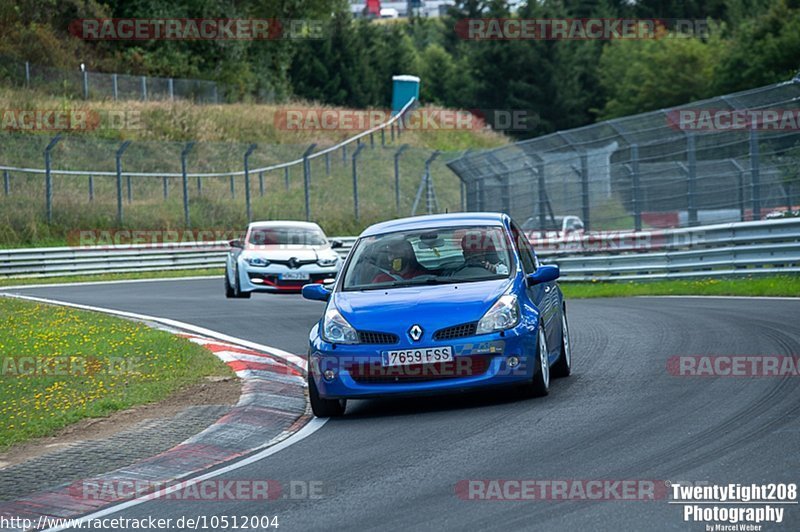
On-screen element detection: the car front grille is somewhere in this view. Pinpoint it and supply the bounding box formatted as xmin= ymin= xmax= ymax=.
xmin=433 ymin=322 xmax=478 ymax=341
xmin=357 ymin=331 xmax=399 ymax=345
xmin=347 ymin=355 xmax=492 ymax=384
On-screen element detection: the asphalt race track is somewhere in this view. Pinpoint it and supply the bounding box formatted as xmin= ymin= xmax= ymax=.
xmin=8 ymin=279 xmax=800 ymax=530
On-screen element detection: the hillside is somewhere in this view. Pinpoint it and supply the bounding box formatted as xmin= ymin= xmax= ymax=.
xmin=0 ymin=87 xmax=508 ymax=246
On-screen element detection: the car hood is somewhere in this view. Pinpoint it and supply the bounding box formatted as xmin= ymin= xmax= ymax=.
xmin=241 ymin=246 xmax=332 ymax=261
xmin=333 ymin=279 xmax=512 ymax=337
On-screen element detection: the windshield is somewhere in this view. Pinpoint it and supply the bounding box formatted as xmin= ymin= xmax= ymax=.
xmin=342 ymin=225 xmax=515 ymax=291
xmin=246 ymin=227 xmax=327 ymax=247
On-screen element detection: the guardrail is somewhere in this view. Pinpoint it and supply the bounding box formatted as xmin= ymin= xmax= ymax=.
xmin=0 ymin=219 xmax=798 ymax=281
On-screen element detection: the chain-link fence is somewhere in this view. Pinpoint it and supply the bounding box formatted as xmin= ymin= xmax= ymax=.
xmin=0 ymin=56 xmax=235 ymax=104
xmin=0 ymin=101 xmax=468 ymax=244
xmin=448 ymin=79 xmax=800 ymax=231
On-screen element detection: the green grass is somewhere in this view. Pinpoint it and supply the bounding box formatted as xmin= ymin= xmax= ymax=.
xmin=561 ymin=275 xmax=800 ymax=299
xmin=0 ymin=297 xmax=233 ymax=449
xmin=0 ymin=268 xmax=223 ymax=287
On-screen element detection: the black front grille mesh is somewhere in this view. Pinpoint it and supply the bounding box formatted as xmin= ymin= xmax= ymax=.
xmin=358 ymin=330 xmax=399 ymax=344
xmin=433 ymin=322 xmax=478 ymax=341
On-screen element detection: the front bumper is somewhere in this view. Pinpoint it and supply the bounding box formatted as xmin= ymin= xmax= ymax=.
xmin=239 ymin=263 xmax=339 ymax=293
xmin=308 ymin=325 xmax=537 ymax=399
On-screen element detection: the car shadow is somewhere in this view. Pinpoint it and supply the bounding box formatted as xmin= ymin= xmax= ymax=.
xmin=331 ymin=385 xmax=542 ymax=420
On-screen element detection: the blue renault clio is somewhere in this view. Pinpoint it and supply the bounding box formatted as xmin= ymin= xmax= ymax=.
xmin=302 ymin=213 xmax=572 ymax=417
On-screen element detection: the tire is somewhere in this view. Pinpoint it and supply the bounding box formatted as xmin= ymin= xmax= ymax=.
xmin=308 ymin=373 xmax=346 ymax=417
xmin=224 ymin=268 xmax=235 ymax=298
xmin=551 ymin=307 xmax=572 ymax=379
xmin=233 ymin=264 xmax=251 ymax=299
xmin=524 ymin=325 xmax=550 ymax=398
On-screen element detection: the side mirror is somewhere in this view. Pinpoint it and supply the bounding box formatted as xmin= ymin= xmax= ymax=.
xmin=330 ymin=239 xmax=343 ymax=249
xmin=229 ymin=239 xmax=243 ymax=248
xmin=527 ymin=265 xmax=560 ymax=285
xmin=302 ymin=283 xmax=331 ymax=302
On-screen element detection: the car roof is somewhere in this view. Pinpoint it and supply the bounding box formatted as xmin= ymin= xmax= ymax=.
xmin=361 ymin=212 xmax=509 ymax=237
xmin=247 ymin=221 xmax=322 ymax=230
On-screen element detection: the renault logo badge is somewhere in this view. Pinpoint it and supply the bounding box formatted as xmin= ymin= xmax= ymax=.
xmin=408 ymin=324 xmax=423 ymax=341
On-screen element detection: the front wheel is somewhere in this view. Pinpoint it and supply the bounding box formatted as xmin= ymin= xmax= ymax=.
xmin=551 ymin=308 xmax=572 ymax=378
xmin=232 ymin=264 xmax=251 ymax=299
xmin=308 ymin=374 xmax=346 ymax=417
xmin=524 ymin=325 xmax=550 ymax=397
xmin=224 ymin=267 xmax=235 ymax=298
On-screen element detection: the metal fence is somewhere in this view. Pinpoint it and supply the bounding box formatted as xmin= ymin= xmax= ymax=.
xmin=0 ymin=98 xmax=467 ymax=240
xmin=3 ymin=218 xmax=798 ymax=281
xmin=0 ymin=55 xmax=232 ymax=104
xmin=448 ymin=78 xmax=800 ymax=231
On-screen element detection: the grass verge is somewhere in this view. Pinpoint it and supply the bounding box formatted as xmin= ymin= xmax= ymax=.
xmin=0 ymin=268 xmax=223 ymax=288
xmin=561 ymin=275 xmax=800 ymax=299
xmin=0 ymin=297 xmax=233 ymax=449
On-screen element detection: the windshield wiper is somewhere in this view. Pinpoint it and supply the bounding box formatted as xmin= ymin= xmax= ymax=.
xmin=389 ymin=276 xmax=454 ymax=287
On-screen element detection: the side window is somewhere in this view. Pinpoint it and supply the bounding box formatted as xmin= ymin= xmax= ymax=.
xmin=510 ymin=222 xmax=537 ymax=273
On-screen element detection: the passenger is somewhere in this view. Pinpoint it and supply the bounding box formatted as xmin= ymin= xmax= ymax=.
xmin=461 ymin=231 xmax=509 ymax=274
xmin=371 ymin=238 xmax=425 ymax=283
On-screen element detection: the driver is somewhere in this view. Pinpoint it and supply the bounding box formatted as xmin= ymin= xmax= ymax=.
xmin=461 ymin=231 xmax=509 ymax=274
xmin=371 ymin=238 xmax=425 ymax=283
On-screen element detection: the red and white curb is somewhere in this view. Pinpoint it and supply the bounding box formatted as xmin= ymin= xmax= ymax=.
xmin=0 ymin=293 xmax=322 ymax=531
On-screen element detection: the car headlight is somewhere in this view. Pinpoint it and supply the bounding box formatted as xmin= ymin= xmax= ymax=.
xmin=317 ymin=256 xmax=338 ymax=267
xmin=476 ymin=295 xmax=520 ymax=334
xmin=244 ymin=256 xmax=270 ymax=267
xmin=321 ymin=306 xmax=360 ymax=344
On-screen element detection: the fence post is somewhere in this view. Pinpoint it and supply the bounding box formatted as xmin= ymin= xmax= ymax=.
xmin=141 ymin=76 xmax=147 ymax=101
xmin=390 ymin=122 xmax=395 ymax=142
xmin=44 ymin=134 xmax=62 ymax=224
xmin=537 ymin=163 xmax=547 ymax=231
xmin=686 ymin=133 xmax=698 ymax=226
xmin=325 ymin=151 xmax=331 ymax=176
xmin=342 ymin=144 xmax=347 ymax=165
xmin=412 ymin=151 xmax=440 ymax=216
xmin=302 ymin=144 xmax=317 ymax=221
xmin=88 ymin=175 xmax=94 ymax=201
xmin=83 ymin=70 xmax=89 ymax=100
xmin=381 ymin=127 xmax=386 ymax=148
xmin=196 ymin=176 xmax=202 ymax=196
xmin=244 ymin=144 xmax=257 ymax=222
xmin=114 ymin=140 xmax=131 ymax=225
xmin=581 ymin=152 xmax=592 ymax=231
xmin=112 ymin=74 xmax=118 ymax=101
xmin=749 ymin=129 xmax=761 ymax=220
xmin=168 ymin=78 xmax=174 ymax=101
xmin=181 ymin=142 xmax=194 ymax=227
xmin=163 ymin=176 xmax=169 ymax=199
xmin=3 ymin=170 xmax=9 ymax=196
xmin=629 ymin=145 xmax=640 ymax=232
xmin=370 ymin=132 xmax=375 ymax=149
xmin=126 ymin=175 xmax=133 ymax=203
xmin=25 ymin=61 xmax=30 ymax=88
xmin=284 ymin=167 xmax=289 ymax=191
xmin=352 ymin=143 xmax=366 ymax=222
xmin=229 ymin=174 xmax=235 ymax=199
xmin=259 ymin=171 xmax=264 ymax=197
xmin=394 ymin=144 xmax=409 ymax=215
